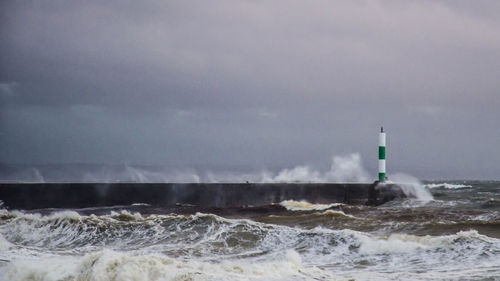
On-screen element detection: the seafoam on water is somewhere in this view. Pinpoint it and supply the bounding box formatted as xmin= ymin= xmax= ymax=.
xmin=1 ymin=190 xmax=500 ymax=281
xmin=279 ymin=200 xmax=343 ymax=211
xmin=424 ymin=183 xmax=473 ymax=189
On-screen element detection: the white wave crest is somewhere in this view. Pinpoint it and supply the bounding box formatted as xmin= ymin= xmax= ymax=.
xmin=0 ymin=233 xmax=13 ymax=252
xmin=279 ymin=200 xmax=343 ymax=211
xmin=3 ymin=210 xmax=499 ymax=281
xmin=424 ymin=183 xmax=473 ymax=189
xmin=387 ymin=173 xmax=433 ymax=202
xmin=355 ymin=230 xmax=495 ymax=255
xmin=1 ymin=249 xmax=338 ymax=281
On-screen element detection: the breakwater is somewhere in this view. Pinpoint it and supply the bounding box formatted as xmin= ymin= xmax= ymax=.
xmin=0 ymin=182 xmax=405 ymax=210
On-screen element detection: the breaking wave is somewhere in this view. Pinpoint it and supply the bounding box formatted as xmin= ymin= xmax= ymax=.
xmin=2 ymin=249 xmax=336 ymax=281
xmin=424 ymin=183 xmax=473 ymax=189
xmin=387 ymin=173 xmax=433 ymax=202
xmin=1 ymin=209 xmax=499 ymax=280
xmin=279 ymin=200 xmax=343 ymax=211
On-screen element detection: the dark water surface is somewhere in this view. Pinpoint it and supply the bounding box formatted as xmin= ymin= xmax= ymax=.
xmin=0 ymin=180 xmax=499 ymax=280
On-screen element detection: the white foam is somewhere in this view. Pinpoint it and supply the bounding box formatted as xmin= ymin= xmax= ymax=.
xmin=346 ymin=267 xmax=500 ymax=281
xmin=131 ymin=203 xmax=151 ymax=206
xmin=319 ymin=210 xmax=358 ymax=219
xmin=424 ymin=183 xmax=473 ymax=189
xmin=387 ymin=173 xmax=433 ymax=202
xmin=0 ymin=210 xmax=163 ymax=253
xmin=2 ymin=210 xmax=500 ymax=281
xmin=279 ymin=200 xmax=343 ymax=211
xmin=1 ymin=249 xmax=339 ymax=281
xmin=0 ymin=233 xmax=13 ymax=251
xmin=355 ymin=230 xmax=494 ymax=255
xmin=1 ymin=256 xmax=79 ymax=281
xmin=357 ymin=233 xmax=441 ymax=255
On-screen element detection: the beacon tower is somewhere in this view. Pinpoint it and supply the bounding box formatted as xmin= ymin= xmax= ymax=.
xmin=378 ymin=127 xmax=386 ymax=182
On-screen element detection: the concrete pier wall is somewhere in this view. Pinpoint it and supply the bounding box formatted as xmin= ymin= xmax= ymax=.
xmin=0 ymin=183 xmax=405 ymax=210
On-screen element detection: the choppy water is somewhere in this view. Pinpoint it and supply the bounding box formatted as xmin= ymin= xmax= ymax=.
xmin=0 ymin=180 xmax=499 ymax=281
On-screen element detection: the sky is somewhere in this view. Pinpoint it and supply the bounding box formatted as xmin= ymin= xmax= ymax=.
xmin=1 ymin=0 xmax=499 ymax=180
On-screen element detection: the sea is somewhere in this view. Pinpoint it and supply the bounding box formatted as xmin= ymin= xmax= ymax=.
xmin=0 ymin=180 xmax=499 ymax=281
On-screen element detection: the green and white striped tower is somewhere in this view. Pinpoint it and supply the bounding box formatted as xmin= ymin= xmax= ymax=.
xmin=378 ymin=127 xmax=386 ymax=182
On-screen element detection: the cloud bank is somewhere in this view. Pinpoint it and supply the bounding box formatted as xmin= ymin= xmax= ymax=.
xmin=1 ymin=1 xmax=499 ymax=179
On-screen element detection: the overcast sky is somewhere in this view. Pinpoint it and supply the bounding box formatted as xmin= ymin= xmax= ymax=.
xmin=1 ymin=0 xmax=499 ymax=180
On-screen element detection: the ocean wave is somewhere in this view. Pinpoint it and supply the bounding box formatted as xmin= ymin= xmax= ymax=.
xmin=2 ymin=210 xmax=498 ymax=254
xmin=0 ymin=233 xmax=12 ymax=252
xmin=471 ymin=212 xmax=500 ymax=222
xmin=264 ymin=210 xmax=357 ymax=224
xmin=2 ymin=210 xmax=500 ymax=280
xmin=0 ymin=210 xmax=288 ymax=258
xmin=279 ymin=200 xmax=343 ymax=211
xmin=354 ymin=230 xmax=494 ymax=255
xmin=2 ymin=226 xmax=498 ymax=280
xmin=1 ymin=249 xmax=339 ymax=281
xmin=425 ymin=183 xmax=473 ymax=189
xmin=131 ymin=203 xmax=151 ymax=207
xmin=319 ymin=210 xmax=357 ymax=219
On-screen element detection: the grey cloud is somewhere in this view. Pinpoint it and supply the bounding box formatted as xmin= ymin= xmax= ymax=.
xmin=3 ymin=1 xmax=499 ymax=109
xmin=0 ymin=82 xmax=17 ymax=97
xmin=1 ymin=0 xmax=499 ymax=179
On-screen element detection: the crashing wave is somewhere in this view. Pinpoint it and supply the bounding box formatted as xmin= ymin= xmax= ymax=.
xmin=1 ymin=209 xmax=500 ymax=280
xmin=424 ymin=183 xmax=473 ymax=189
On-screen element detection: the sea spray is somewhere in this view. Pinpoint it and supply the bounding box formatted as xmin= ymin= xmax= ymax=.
xmin=1 ymin=153 xmax=371 ymax=183
xmin=269 ymin=166 xmax=322 ymax=183
xmin=123 ymin=166 xmax=201 ymax=183
xmin=267 ymin=153 xmax=370 ymax=183
xmin=389 ymin=173 xmax=433 ymax=202
xmin=324 ymin=153 xmax=370 ymax=183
